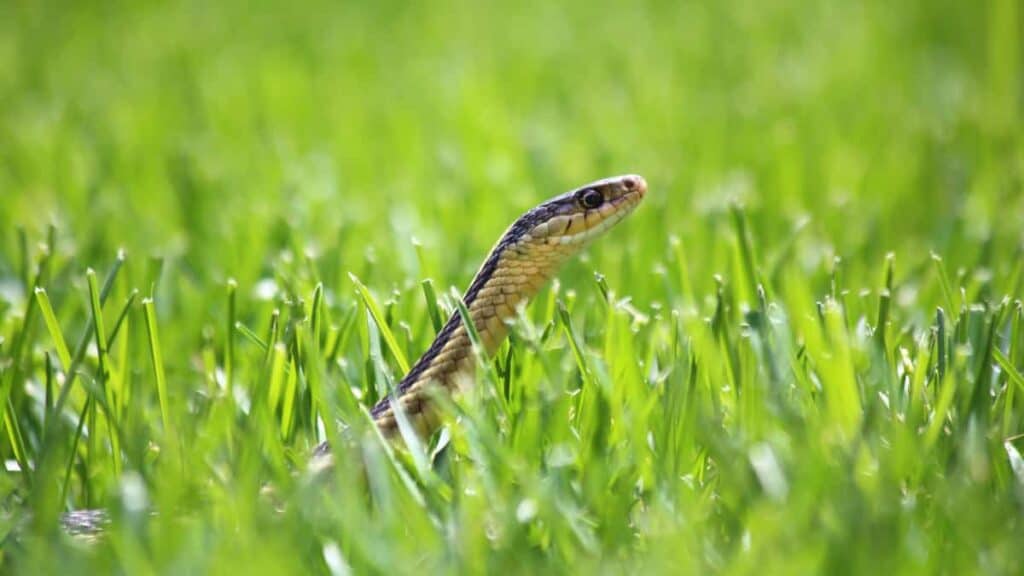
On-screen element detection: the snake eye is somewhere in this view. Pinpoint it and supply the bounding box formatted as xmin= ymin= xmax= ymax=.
xmin=579 ymin=188 xmax=604 ymax=209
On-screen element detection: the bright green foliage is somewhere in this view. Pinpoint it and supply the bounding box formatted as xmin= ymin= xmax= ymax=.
xmin=1 ymin=0 xmax=1023 ymax=573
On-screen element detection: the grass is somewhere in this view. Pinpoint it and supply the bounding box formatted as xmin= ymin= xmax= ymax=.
xmin=1 ymin=0 xmax=1023 ymax=573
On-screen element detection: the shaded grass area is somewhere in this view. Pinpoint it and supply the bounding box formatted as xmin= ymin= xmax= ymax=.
xmin=1 ymin=0 xmax=1023 ymax=573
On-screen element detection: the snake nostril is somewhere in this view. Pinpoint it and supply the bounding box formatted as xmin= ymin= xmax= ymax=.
xmin=622 ymin=177 xmax=636 ymax=190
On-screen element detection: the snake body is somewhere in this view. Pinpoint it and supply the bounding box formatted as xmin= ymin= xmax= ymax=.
xmin=61 ymin=174 xmax=646 ymax=536
xmin=362 ymin=173 xmax=646 ymax=438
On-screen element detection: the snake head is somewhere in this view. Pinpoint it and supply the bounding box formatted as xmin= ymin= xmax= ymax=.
xmin=516 ymin=174 xmax=647 ymax=247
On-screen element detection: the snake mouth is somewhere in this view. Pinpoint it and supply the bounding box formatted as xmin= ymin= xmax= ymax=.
xmin=611 ymin=176 xmax=647 ymax=211
xmin=607 ymin=174 xmax=647 ymax=212
xmin=620 ymin=174 xmax=648 ymax=198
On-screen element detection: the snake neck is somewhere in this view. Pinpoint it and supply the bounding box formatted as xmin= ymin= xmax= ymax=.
xmin=369 ymin=235 xmax=573 ymax=435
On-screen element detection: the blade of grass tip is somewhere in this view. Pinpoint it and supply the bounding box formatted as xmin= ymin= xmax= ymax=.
xmin=113 ymin=299 xmax=132 ymax=420
xmin=874 ymin=253 xmax=894 ymax=348
xmin=34 ymin=288 xmax=72 ymax=372
xmin=502 ymin=342 xmax=515 ymax=404
xmin=967 ymin=303 xmax=1003 ymax=421
xmin=451 ymin=287 xmax=508 ymax=420
xmin=350 ymin=273 xmax=410 ymax=374
xmin=266 ymin=344 xmax=286 ymax=423
xmin=993 ymin=348 xmax=1024 ymax=393
xmin=46 ymin=223 xmax=56 ymax=262
xmin=994 ymin=337 xmax=1023 ymax=443
xmin=363 ymin=309 xmax=391 ymax=401
xmin=327 ymin=305 xmax=358 ymax=365
xmin=322 ymin=328 xmax=340 ymax=370
xmin=50 ymin=251 xmax=125 ymax=427
xmin=290 ymin=313 xmax=305 ymax=373
xmin=142 ymin=298 xmax=173 ymax=437
xmin=712 ymin=276 xmax=742 ymax=392
xmin=311 ymin=282 xmax=324 ymax=351
xmin=557 ymin=299 xmax=597 ymax=432
xmin=829 ymin=256 xmax=842 ymax=301
xmin=5 ymin=398 xmax=29 ymax=483
xmin=710 ymin=275 xmax=728 ymax=337
xmin=730 ymin=202 xmax=761 ymax=303
xmin=451 ymin=290 xmax=485 ymax=362
xmin=413 ymin=236 xmax=433 ymax=280
xmin=907 ymin=332 xmax=931 ymax=428
xmin=265 ymin=309 xmax=281 ymax=364
xmin=925 ymin=350 xmax=966 ymax=449
xmin=145 ymin=256 xmax=164 ymax=299
xmin=1 ymin=250 xmax=49 ymax=390
xmin=953 ymin=306 xmax=968 ymax=348
xmin=0 ymin=250 xmax=53 ymax=477
xmin=87 ymin=269 xmax=110 ymax=383
xmin=756 ymin=283 xmax=770 ymax=328
xmin=822 ymin=300 xmax=862 ymax=440
xmin=302 ymin=320 xmax=334 ymax=439
xmin=87 ymin=269 xmax=119 ymax=473
xmin=544 ymin=279 xmax=561 ymax=332
xmin=755 ymin=284 xmax=781 ymax=386
xmin=99 ymin=249 xmax=126 ymax=302
xmin=936 ymin=307 xmax=947 ymax=383
xmin=450 ymin=288 xmax=500 ymax=387
xmin=558 ymin=300 xmax=594 ymax=387
xmin=226 ymin=279 xmax=237 ymax=393
xmin=593 ymin=272 xmax=611 ymax=306
xmin=931 ymin=253 xmax=958 ymax=314
xmin=235 ymin=321 xmax=269 ymax=354
xmin=421 ymin=279 xmax=444 ymax=335
xmin=105 ymin=290 xmax=138 ymax=351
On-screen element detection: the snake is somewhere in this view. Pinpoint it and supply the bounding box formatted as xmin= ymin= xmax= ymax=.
xmin=59 ymin=174 xmax=647 ymax=537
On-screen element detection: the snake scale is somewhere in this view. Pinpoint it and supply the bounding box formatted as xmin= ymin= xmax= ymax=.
xmin=61 ymin=174 xmax=647 ymax=536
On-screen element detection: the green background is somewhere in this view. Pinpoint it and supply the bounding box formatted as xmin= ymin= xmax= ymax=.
xmin=1 ymin=0 xmax=1022 ymax=573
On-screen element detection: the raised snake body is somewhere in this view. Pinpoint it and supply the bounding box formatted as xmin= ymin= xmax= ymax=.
xmin=362 ymin=173 xmax=646 ymax=438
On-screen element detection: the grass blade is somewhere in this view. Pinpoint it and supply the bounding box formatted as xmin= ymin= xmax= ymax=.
xmin=350 ymin=273 xmax=410 ymax=374
xmin=421 ymin=279 xmax=444 ymax=335
xmin=143 ymin=298 xmax=172 ymax=436
xmin=34 ymin=288 xmax=71 ymax=371
xmin=226 ymin=279 xmax=237 ymax=392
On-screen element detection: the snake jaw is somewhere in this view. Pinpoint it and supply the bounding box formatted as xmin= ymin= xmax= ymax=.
xmin=530 ymin=174 xmax=646 ymax=247
xmin=525 ymin=174 xmax=646 ymax=246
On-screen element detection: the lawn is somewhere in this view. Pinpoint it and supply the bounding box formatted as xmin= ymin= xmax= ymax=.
xmin=1 ymin=0 xmax=1022 ymax=573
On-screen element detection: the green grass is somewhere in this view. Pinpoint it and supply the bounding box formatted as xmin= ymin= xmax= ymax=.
xmin=1 ymin=0 xmax=1023 ymax=573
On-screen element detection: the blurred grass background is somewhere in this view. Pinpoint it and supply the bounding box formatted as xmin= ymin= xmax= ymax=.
xmin=1 ymin=0 xmax=1023 ymax=573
